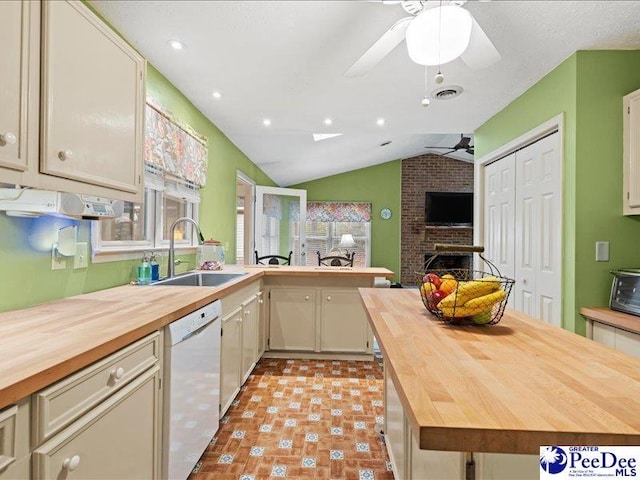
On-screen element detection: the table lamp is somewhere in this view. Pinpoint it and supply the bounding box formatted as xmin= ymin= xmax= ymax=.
xmin=338 ymin=234 xmax=356 ymax=256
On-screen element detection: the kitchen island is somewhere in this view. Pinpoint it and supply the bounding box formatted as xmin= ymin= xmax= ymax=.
xmin=360 ymin=288 xmax=640 ymax=479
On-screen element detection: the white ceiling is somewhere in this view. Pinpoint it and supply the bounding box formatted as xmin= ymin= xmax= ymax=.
xmin=91 ymin=0 xmax=640 ymax=186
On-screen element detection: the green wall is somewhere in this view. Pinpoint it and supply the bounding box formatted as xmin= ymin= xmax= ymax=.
xmin=292 ymin=161 xmax=402 ymax=281
xmin=475 ymin=50 xmax=640 ymax=335
xmin=0 ymin=64 xmax=274 ymax=313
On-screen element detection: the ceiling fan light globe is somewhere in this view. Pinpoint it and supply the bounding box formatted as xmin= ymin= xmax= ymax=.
xmin=405 ymin=5 xmax=473 ymax=66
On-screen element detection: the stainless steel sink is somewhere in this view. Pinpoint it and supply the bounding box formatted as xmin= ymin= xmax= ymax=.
xmin=152 ymin=271 xmax=247 ymax=287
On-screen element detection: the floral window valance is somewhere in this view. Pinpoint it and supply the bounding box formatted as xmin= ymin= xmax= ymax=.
xmin=307 ymin=202 xmax=372 ymax=222
xmin=144 ymin=98 xmax=208 ymax=186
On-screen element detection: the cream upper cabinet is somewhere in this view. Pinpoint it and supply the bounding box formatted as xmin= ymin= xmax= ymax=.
xmin=624 ymin=88 xmax=640 ymax=215
xmin=320 ymin=289 xmax=370 ymax=353
xmin=40 ymin=0 xmax=145 ymax=201
xmin=0 ymin=0 xmax=39 ymax=183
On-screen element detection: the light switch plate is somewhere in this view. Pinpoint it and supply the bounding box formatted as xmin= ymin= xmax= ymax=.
xmin=51 ymin=249 xmax=66 ymax=270
xmin=595 ymin=241 xmax=610 ymax=262
xmin=74 ymin=242 xmax=89 ymax=269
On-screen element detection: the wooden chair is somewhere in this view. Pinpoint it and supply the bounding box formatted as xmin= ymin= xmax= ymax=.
xmin=317 ymin=251 xmax=355 ymax=267
xmin=255 ymin=250 xmax=292 ymax=265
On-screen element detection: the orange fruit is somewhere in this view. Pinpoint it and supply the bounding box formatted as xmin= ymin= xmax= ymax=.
xmin=440 ymin=278 xmax=458 ymax=295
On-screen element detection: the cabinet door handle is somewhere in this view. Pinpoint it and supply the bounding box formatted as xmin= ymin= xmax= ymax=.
xmin=327 ymin=296 xmax=332 ymax=302
xmin=244 ymin=310 xmax=250 ymax=316
xmin=258 ymin=299 xmax=264 ymax=304
xmin=58 ymin=149 xmax=73 ymax=161
xmin=305 ymin=295 xmax=310 ymax=301
xmin=63 ymin=455 xmax=81 ymax=471
xmin=0 ymin=132 xmax=16 ymax=145
xmin=110 ymin=366 xmax=125 ymax=380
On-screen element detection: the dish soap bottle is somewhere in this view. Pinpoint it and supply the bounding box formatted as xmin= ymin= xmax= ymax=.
xmin=150 ymin=253 xmax=160 ymax=282
xmin=137 ymin=253 xmax=151 ymax=285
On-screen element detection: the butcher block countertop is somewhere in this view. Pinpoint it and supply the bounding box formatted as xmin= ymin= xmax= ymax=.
xmin=360 ymin=288 xmax=640 ymax=455
xmin=0 ymin=266 xmax=393 ymax=410
xmin=580 ymin=306 xmax=640 ymax=335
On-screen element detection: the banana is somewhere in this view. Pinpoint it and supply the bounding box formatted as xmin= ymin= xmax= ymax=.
xmin=463 ymin=288 xmax=506 ymax=309
xmin=437 ymin=276 xmax=501 ymax=308
xmin=439 ymin=304 xmax=488 ymax=318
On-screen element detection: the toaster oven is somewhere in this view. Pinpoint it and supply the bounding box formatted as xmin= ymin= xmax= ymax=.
xmin=610 ymin=269 xmax=640 ymax=316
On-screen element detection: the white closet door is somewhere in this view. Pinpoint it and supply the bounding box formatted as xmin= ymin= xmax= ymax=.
xmin=483 ymin=154 xmax=516 ymax=309
xmin=514 ymin=133 xmax=562 ymax=326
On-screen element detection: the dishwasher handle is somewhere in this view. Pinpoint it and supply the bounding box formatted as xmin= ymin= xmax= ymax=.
xmin=180 ymin=316 xmax=218 ymax=343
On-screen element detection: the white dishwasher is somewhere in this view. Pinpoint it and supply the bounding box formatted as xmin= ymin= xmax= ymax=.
xmin=163 ymin=300 xmax=222 ymax=480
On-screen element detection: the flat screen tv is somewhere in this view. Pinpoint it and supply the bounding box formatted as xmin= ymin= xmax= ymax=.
xmin=425 ymin=191 xmax=473 ymax=226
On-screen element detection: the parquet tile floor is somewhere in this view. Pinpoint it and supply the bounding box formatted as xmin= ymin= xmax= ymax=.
xmin=188 ymin=356 xmax=395 ymax=480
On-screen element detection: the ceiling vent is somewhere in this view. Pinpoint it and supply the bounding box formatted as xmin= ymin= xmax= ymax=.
xmin=432 ymin=85 xmax=464 ymax=100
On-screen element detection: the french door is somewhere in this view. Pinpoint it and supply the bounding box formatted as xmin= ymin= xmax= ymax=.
xmin=253 ymin=186 xmax=307 ymax=265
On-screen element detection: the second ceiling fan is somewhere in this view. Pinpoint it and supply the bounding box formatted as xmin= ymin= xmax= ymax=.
xmin=424 ymin=134 xmax=474 ymax=156
xmin=345 ymin=0 xmax=500 ymax=77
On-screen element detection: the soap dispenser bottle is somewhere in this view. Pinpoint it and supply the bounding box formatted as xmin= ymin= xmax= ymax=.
xmin=137 ymin=253 xmax=151 ymax=285
xmin=150 ymin=253 xmax=160 ymax=282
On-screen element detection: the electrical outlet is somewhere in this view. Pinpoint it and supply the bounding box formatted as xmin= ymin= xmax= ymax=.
xmin=51 ymin=249 xmax=66 ymax=270
xmin=74 ymin=242 xmax=88 ymax=269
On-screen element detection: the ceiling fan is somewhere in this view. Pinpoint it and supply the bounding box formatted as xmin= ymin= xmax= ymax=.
xmin=345 ymin=0 xmax=500 ymax=77
xmin=424 ymin=134 xmax=474 ymax=155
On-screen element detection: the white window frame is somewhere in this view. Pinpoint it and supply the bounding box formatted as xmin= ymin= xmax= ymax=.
xmin=91 ymin=187 xmax=200 ymax=263
xmin=297 ymin=221 xmax=371 ymax=267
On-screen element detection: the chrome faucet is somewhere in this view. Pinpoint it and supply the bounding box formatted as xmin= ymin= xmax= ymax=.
xmin=167 ymin=217 xmax=205 ymax=278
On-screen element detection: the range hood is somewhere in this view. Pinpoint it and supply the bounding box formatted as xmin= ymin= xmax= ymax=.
xmin=0 ymin=188 xmax=124 ymax=220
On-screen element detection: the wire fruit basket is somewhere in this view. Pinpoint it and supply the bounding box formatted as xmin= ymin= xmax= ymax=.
xmin=417 ymin=244 xmax=515 ymax=325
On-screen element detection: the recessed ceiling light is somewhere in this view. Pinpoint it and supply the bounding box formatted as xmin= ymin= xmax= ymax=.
xmin=262 ymin=118 xmax=271 ymax=127
xmin=376 ymin=118 xmax=386 ymax=126
xmin=168 ymin=39 xmax=186 ymax=51
xmin=212 ymin=91 xmax=222 ymax=99
xmin=323 ymin=118 xmax=333 ymax=126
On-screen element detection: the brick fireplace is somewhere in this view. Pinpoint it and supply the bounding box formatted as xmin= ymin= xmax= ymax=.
xmin=401 ymin=154 xmax=474 ymax=285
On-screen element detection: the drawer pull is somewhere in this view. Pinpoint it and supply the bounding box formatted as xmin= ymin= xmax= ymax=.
xmin=327 ymin=296 xmax=332 ymax=302
xmin=63 ymin=455 xmax=81 ymax=471
xmin=58 ymin=149 xmax=73 ymax=161
xmin=0 ymin=132 xmax=16 ymax=145
xmin=305 ymin=295 xmax=310 ymax=301
xmin=110 ymin=367 xmax=125 ymax=380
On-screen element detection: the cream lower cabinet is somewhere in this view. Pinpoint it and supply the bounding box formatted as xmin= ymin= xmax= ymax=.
xmin=265 ymin=276 xmax=375 ymax=354
xmin=241 ymin=293 xmax=260 ymax=384
xmin=33 ymin=367 xmax=160 ymax=479
xmin=384 ymin=363 xmax=464 ymax=480
xmin=269 ymin=288 xmax=316 ymax=351
xmin=221 ymin=306 xmax=242 ymax=415
xmin=320 ymin=289 xmax=370 ymax=353
xmin=589 ymin=320 xmax=640 ymax=359
xmin=220 ymin=281 xmax=262 ymax=415
xmin=0 ymin=399 xmax=30 ymax=480
xmin=31 ymin=331 xmax=162 ymax=479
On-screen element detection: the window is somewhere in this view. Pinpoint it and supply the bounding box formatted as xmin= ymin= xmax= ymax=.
xmin=292 ymin=202 xmax=372 ymax=267
xmin=92 ymin=170 xmax=200 ymax=260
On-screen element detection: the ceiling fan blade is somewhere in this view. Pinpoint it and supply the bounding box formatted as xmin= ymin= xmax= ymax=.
xmin=459 ymin=17 xmax=501 ymax=69
xmin=455 ymin=136 xmax=471 ymax=149
xmin=344 ymin=16 xmax=412 ymax=77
